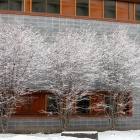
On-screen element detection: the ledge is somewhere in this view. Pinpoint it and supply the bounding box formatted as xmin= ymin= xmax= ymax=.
xmin=61 ymin=131 xmax=98 ymax=140
xmin=0 ymin=10 xmax=140 ymax=25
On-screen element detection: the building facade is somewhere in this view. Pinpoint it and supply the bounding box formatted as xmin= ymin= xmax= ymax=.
xmin=0 ymin=0 xmax=140 ymax=133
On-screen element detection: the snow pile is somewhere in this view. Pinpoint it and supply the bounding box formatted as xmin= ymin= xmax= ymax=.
xmin=0 ymin=133 xmax=92 ymax=140
xmin=99 ymin=130 xmax=140 ymax=140
xmin=0 ymin=130 xmax=140 ymax=140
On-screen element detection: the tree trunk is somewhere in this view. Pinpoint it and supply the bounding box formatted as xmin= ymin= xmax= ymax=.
xmin=1 ymin=115 xmax=8 ymax=134
xmin=60 ymin=111 xmax=70 ymax=131
xmin=109 ymin=92 xmax=116 ymax=130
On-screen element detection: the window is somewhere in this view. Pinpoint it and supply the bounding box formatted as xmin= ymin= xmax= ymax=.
xmin=104 ymin=0 xmax=116 ymax=18
xmin=118 ymin=92 xmax=131 ymax=115
xmin=47 ymin=0 xmax=60 ymax=14
xmin=14 ymin=92 xmax=131 ymax=116
xmin=104 ymin=94 xmax=117 ymax=114
xmin=32 ymin=0 xmax=60 ymax=14
xmin=76 ymin=0 xmax=88 ymax=16
xmin=46 ymin=94 xmax=59 ymax=115
xmin=104 ymin=95 xmax=111 ymax=114
xmin=76 ymin=95 xmax=89 ymax=114
xmin=0 ymin=0 xmax=8 ymax=10
xmin=32 ymin=0 xmax=45 ymax=12
xmin=0 ymin=0 xmax=23 ymax=11
xmin=10 ymin=0 xmax=23 ymax=11
xmin=123 ymin=93 xmax=131 ymax=114
xmin=104 ymin=92 xmax=132 ymax=116
xmin=135 ymin=3 xmax=140 ymax=21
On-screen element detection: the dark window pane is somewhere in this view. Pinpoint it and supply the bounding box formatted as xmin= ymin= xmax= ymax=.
xmin=76 ymin=0 xmax=88 ymax=16
xmin=32 ymin=0 xmax=45 ymax=13
xmin=46 ymin=95 xmax=59 ymax=115
xmin=105 ymin=95 xmax=110 ymax=114
xmin=105 ymin=95 xmax=117 ymax=114
xmin=47 ymin=0 xmax=60 ymax=14
xmin=135 ymin=3 xmax=140 ymax=21
xmin=123 ymin=93 xmax=130 ymax=114
xmin=104 ymin=0 xmax=116 ymax=18
xmin=10 ymin=0 xmax=23 ymax=11
xmin=0 ymin=0 xmax=8 ymax=10
xmin=76 ymin=95 xmax=89 ymax=114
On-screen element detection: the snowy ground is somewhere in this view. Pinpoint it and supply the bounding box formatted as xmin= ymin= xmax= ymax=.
xmin=0 ymin=130 xmax=140 ymax=140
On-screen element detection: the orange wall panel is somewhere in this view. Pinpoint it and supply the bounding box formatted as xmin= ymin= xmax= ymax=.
xmin=31 ymin=93 xmax=45 ymax=114
xmin=62 ymin=0 xmax=75 ymax=16
xmin=23 ymin=96 xmax=31 ymax=113
xmin=90 ymin=0 xmax=103 ymax=18
xmin=15 ymin=102 xmax=23 ymax=114
xmin=129 ymin=3 xmax=134 ymax=20
xmin=24 ymin=0 xmax=31 ymax=12
xmin=117 ymin=1 xmax=128 ymax=20
xmin=90 ymin=94 xmax=104 ymax=115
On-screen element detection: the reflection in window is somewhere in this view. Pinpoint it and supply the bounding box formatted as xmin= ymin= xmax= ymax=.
xmin=76 ymin=95 xmax=89 ymax=114
xmin=32 ymin=0 xmax=60 ymax=14
xmin=10 ymin=0 xmax=23 ymax=11
xmin=105 ymin=95 xmax=117 ymax=114
xmin=76 ymin=0 xmax=88 ymax=16
xmin=32 ymin=0 xmax=45 ymax=12
xmin=47 ymin=0 xmax=60 ymax=14
xmin=104 ymin=0 xmax=116 ymax=18
xmin=46 ymin=94 xmax=59 ymax=115
xmin=123 ymin=93 xmax=130 ymax=114
xmin=135 ymin=3 xmax=140 ymax=21
xmin=0 ymin=0 xmax=8 ymax=10
xmin=104 ymin=95 xmax=110 ymax=114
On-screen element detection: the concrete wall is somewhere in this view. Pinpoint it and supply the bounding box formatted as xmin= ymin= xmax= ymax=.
xmin=0 ymin=13 xmax=140 ymax=133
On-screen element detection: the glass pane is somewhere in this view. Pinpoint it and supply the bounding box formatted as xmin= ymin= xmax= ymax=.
xmin=32 ymin=0 xmax=45 ymax=13
xmin=105 ymin=96 xmax=110 ymax=114
xmin=46 ymin=95 xmax=59 ymax=115
xmin=123 ymin=93 xmax=130 ymax=114
xmin=104 ymin=0 xmax=116 ymax=18
xmin=76 ymin=96 xmax=89 ymax=114
xmin=10 ymin=0 xmax=24 ymax=11
xmin=0 ymin=0 xmax=8 ymax=10
xmin=135 ymin=3 xmax=140 ymax=21
xmin=47 ymin=0 xmax=60 ymax=14
xmin=76 ymin=0 xmax=88 ymax=16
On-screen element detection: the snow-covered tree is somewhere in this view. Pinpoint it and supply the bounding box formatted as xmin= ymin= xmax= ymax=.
xmin=0 ymin=19 xmax=45 ymax=133
xmin=44 ymin=28 xmax=99 ymax=131
xmin=97 ymin=26 xmax=139 ymax=130
xmin=44 ymin=26 xmax=140 ymax=131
